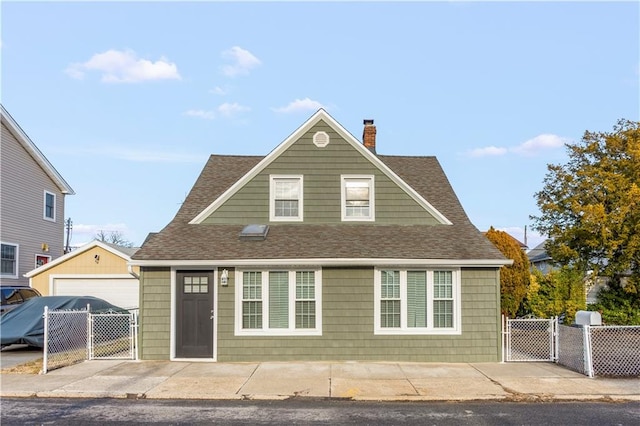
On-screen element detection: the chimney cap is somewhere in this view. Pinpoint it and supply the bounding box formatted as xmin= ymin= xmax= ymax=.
xmin=363 ymin=119 xmax=374 ymax=125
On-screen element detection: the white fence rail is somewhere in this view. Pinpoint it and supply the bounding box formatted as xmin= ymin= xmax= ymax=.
xmin=42 ymin=306 xmax=137 ymax=373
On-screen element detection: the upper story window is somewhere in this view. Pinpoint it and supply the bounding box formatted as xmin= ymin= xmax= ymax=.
xmin=44 ymin=191 xmax=56 ymax=221
xmin=1 ymin=243 xmax=18 ymax=278
xmin=374 ymin=268 xmax=461 ymax=335
xmin=341 ymin=175 xmax=375 ymax=221
xmin=270 ymin=175 xmax=303 ymax=222
xmin=235 ymin=269 xmax=322 ymax=336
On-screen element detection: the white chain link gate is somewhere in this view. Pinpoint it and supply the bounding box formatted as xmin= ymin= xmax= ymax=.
xmin=43 ymin=307 xmax=137 ymax=373
xmin=502 ymin=315 xmax=558 ymax=362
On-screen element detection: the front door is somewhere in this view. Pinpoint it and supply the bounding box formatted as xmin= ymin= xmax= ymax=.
xmin=176 ymin=271 xmax=214 ymax=358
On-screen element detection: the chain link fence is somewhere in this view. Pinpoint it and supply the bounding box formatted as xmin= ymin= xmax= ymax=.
xmin=505 ymin=316 xmax=640 ymax=378
xmin=502 ymin=316 xmax=557 ymax=362
xmin=89 ymin=312 xmax=136 ymax=360
xmin=557 ymin=324 xmax=591 ymax=376
xmin=43 ymin=306 xmax=137 ymax=373
xmin=43 ymin=306 xmax=89 ymax=374
xmin=590 ymin=326 xmax=640 ymax=376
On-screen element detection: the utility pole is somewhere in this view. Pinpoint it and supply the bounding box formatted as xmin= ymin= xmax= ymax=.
xmin=64 ymin=218 xmax=73 ymax=253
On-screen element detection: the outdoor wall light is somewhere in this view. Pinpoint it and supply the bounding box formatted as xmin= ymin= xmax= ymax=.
xmin=94 ymin=254 xmax=100 ymax=263
xmin=220 ymin=269 xmax=229 ymax=286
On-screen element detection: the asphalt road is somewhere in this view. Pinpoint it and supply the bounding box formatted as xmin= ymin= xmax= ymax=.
xmin=1 ymin=398 xmax=639 ymax=425
xmin=0 ymin=344 xmax=42 ymax=369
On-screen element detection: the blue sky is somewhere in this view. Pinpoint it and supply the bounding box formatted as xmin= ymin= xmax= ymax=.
xmin=2 ymin=1 xmax=638 ymax=250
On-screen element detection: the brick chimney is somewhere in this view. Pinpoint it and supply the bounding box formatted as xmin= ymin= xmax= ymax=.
xmin=363 ymin=119 xmax=376 ymax=153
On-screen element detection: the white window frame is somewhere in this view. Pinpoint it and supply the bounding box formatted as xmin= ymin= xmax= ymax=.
xmin=0 ymin=242 xmax=19 ymax=279
xmin=44 ymin=191 xmax=56 ymax=221
xmin=35 ymin=254 xmax=52 ymax=268
xmin=269 ymin=175 xmax=304 ymax=222
xmin=341 ymin=175 xmax=375 ymax=221
xmin=235 ymin=268 xmax=322 ymax=336
xmin=374 ymin=268 xmax=461 ymax=335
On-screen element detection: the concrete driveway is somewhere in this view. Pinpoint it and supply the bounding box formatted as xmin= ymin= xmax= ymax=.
xmin=0 ymin=344 xmax=43 ymax=369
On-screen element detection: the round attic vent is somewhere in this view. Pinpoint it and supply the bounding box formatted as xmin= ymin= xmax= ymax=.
xmin=313 ymin=131 xmax=329 ymax=148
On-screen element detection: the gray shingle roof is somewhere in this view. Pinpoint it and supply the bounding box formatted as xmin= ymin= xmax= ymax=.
xmin=132 ymin=154 xmax=506 ymax=262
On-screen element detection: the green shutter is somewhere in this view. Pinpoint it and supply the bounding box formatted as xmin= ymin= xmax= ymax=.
xmin=269 ymin=271 xmax=289 ymax=328
xmin=407 ymin=271 xmax=427 ymax=327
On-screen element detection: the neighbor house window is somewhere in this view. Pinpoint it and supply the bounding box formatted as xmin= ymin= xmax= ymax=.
xmin=270 ymin=175 xmax=303 ymax=221
xmin=374 ymin=268 xmax=461 ymax=335
xmin=341 ymin=175 xmax=374 ymax=221
xmin=44 ymin=191 xmax=56 ymax=221
xmin=35 ymin=255 xmax=51 ymax=268
xmin=1 ymin=243 xmax=18 ymax=278
xmin=236 ymin=269 xmax=321 ymax=336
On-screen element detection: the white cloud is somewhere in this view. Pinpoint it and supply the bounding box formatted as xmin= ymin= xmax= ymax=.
xmin=183 ymin=103 xmax=250 ymax=120
xmin=466 ymin=133 xmax=569 ymax=158
xmin=271 ymin=98 xmax=325 ymax=114
xmin=65 ymin=49 xmax=181 ymax=83
xmin=183 ymin=109 xmax=216 ymax=120
xmin=467 ymin=146 xmax=508 ymax=157
xmin=220 ymin=46 xmax=261 ymax=77
xmin=217 ymin=102 xmax=250 ymax=118
xmin=510 ymin=134 xmax=569 ymax=156
xmin=209 ymin=86 xmax=227 ymax=95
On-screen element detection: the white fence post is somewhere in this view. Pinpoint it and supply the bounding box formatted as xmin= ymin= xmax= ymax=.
xmin=42 ymin=306 xmax=49 ymax=374
xmin=583 ymin=325 xmax=594 ymax=378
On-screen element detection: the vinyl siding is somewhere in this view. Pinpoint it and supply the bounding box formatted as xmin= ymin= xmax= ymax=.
xmin=139 ymin=268 xmax=171 ymax=360
xmin=1 ymin=122 xmax=66 ymax=286
xmin=214 ymin=267 xmax=500 ymax=362
xmin=202 ymin=121 xmax=441 ymax=226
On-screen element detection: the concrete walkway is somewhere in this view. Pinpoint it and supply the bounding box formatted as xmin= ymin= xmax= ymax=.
xmin=1 ymin=360 xmax=639 ymax=401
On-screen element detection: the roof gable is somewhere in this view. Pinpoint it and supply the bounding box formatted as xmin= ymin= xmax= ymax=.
xmin=1 ymin=105 xmax=75 ymax=195
xmin=24 ymin=240 xmax=138 ymax=278
xmin=189 ymin=109 xmax=450 ymax=225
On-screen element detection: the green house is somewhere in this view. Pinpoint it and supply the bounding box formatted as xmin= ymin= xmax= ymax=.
xmin=131 ymin=109 xmax=510 ymax=362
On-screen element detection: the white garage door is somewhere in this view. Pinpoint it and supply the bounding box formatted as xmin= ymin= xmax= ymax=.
xmin=53 ymin=278 xmax=139 ymax=310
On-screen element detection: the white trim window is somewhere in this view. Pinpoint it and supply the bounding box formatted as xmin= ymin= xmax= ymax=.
xmin=236 ymin=269 xmax=322 ymax=336
xmin=341 ymin=175 xmax=374 ymax=221
xmin=1 ymin=243 xmax=18 ymax=278
xmin=44 ymin=191 xmax=56 ymax=221
xmin=269 ymin=175 xmax=303 ymax=221
xmin=374 ymin=268 xmax=461 ymax=335
xmin=35 ymin=254 xmax=51 ymax=268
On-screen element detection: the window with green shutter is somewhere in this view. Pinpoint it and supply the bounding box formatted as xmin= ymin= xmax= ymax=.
xmin=236 ymin=269 xmax=322 ymax=336
xmin=375 ymin=268 xmax=460 ymax=335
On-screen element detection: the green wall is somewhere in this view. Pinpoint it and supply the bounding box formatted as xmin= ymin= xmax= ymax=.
xmin=202 ymin=121 xmax=440 ymax=225
xmin=139 ymin=266 xmax=501 ymax=362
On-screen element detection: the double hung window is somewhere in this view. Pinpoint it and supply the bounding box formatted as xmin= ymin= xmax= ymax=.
xmin=375 ymin=268 xmax=460 ymax=334
xmin=0 ymin=243 xmax=18 ymax=277
xmin=236 ymin=269 xmax=322 ymax=335
xmin=270 ymin=175 xmax=303 ymax=221
xmin=341 ymin=175 xmax=374 ymax=221
xmin=44 ymin=191 xmax=56 ymax=221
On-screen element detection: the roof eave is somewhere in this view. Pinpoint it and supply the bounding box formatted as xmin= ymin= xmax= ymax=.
xmin=129 ymin=258 xmax=512 ymax=268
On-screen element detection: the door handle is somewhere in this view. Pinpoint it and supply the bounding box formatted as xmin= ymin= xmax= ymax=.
xmin=210 ymin=309 xmax=214 ymax=320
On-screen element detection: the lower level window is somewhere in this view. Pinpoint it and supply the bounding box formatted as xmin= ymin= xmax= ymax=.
xmin=375 ymin=268 xmax=460 ymax=335
xmin=236 ymin=269 xmax=322 ymax=336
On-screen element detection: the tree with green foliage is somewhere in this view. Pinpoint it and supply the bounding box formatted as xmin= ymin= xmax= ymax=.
xmin=525 ymin=266 xmax=586 ymax=323
xmin=531 ymin=119 xmax=640 ymax=324
xmin=485 ymin=227 xmax=530 ymax=316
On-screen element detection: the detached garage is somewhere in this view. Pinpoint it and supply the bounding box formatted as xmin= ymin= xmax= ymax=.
xmin=25 ymin=240 xmax=139 ymax=310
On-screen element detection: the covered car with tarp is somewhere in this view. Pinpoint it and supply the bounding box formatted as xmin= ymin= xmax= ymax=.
xmin=0 ymin=296 xmax=127 ymax=348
